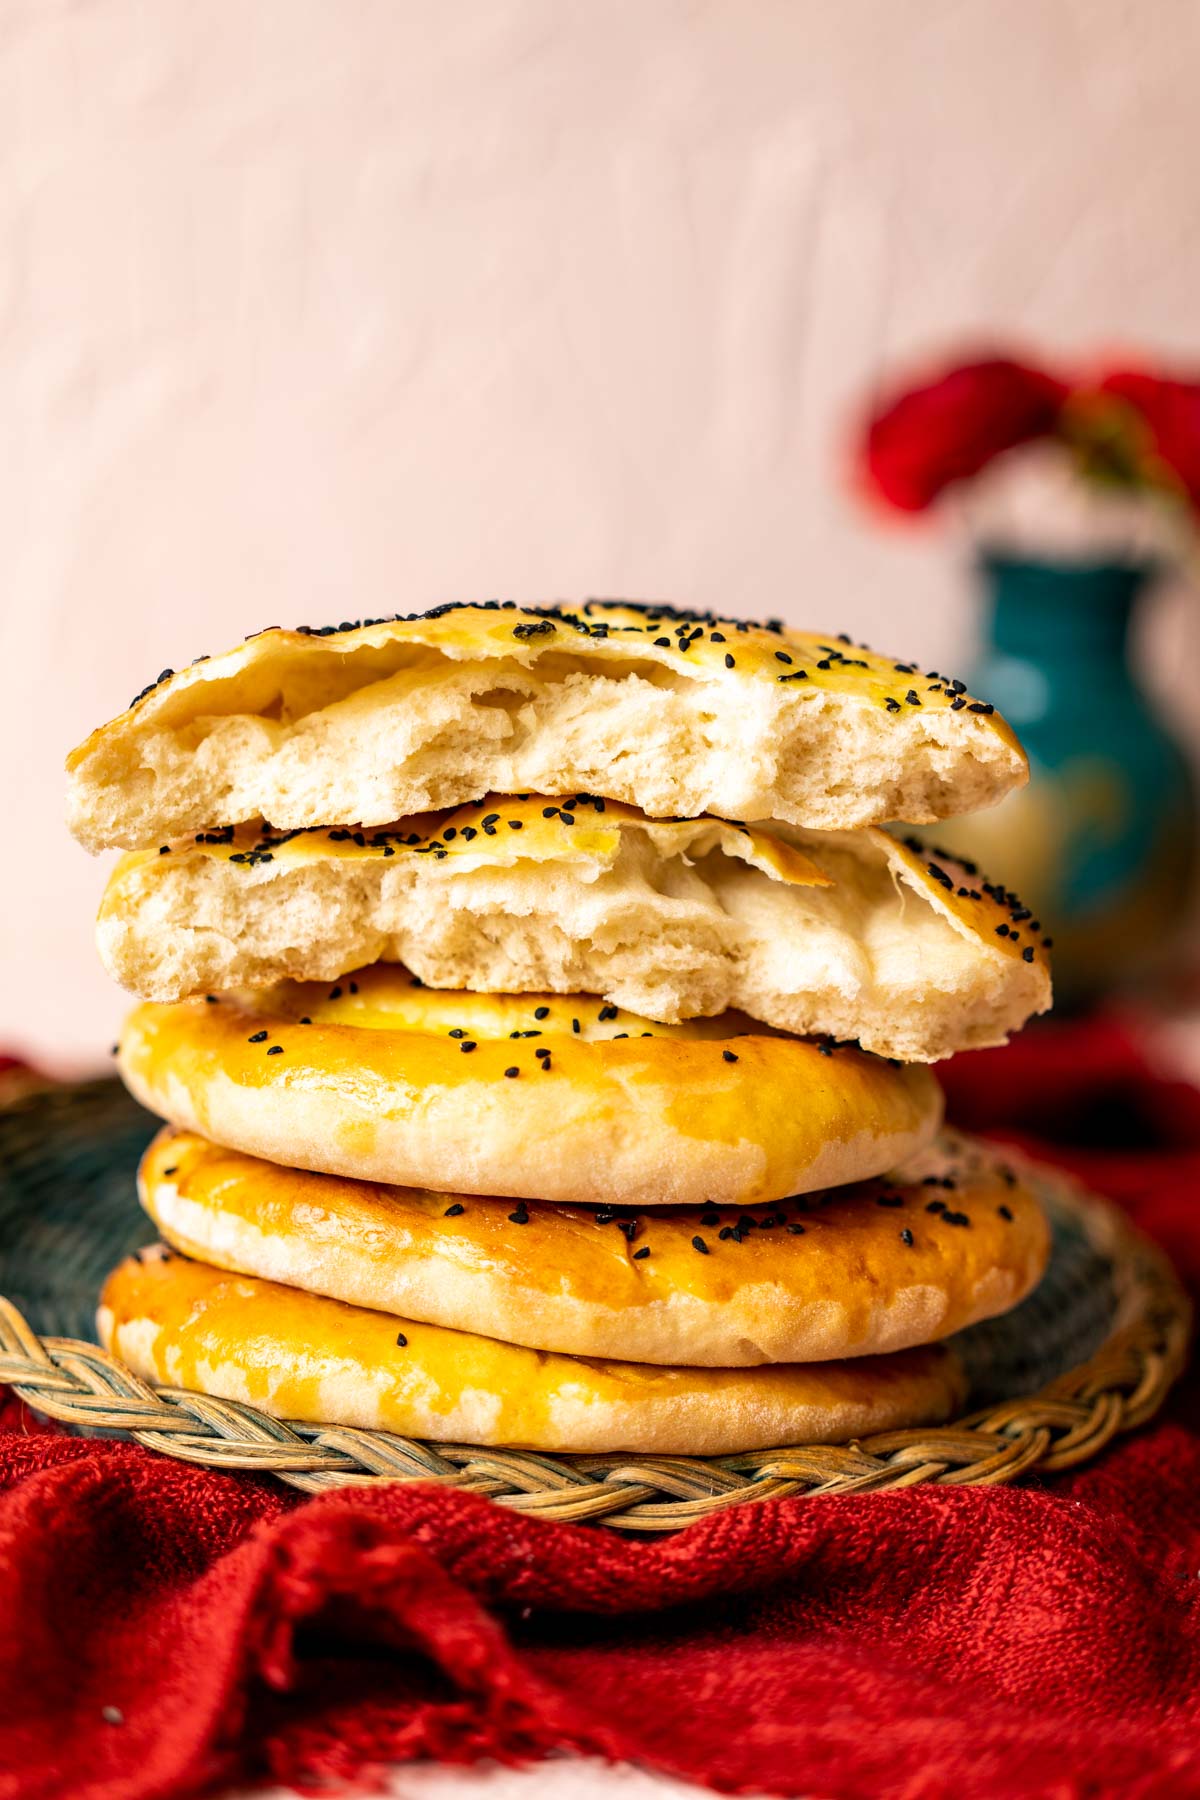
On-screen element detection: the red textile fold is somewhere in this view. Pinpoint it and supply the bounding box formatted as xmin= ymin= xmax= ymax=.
xmin=2 ymin=1019 xmax=1199 ymax=1800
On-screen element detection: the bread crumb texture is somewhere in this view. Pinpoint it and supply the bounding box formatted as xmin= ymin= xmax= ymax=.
xmin=99 ymin=796 xmax=1051 ymax=1060
xmin=68 ymin=601 xmax=1027 ymax=849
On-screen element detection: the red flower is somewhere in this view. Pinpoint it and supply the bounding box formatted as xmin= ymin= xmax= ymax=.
xmin=1098 ymin=368 xmax=1200 ymax=506
xmin=862 ymin=356 xmax=1069 ymax=512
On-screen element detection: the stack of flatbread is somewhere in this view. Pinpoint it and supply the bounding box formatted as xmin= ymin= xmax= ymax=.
xmin=67 ymin=601 xmax=1053 ymax=1454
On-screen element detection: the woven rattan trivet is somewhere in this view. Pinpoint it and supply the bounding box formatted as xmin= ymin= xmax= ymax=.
xmin=0 ymin=1077 xmax=1190 ymax=1532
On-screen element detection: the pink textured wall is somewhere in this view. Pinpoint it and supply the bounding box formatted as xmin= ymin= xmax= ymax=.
xmin=4 ymin=0 xmax=1200 ymax=1064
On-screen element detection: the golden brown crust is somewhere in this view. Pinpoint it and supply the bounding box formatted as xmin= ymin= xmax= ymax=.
xmin=140 ymin=1126 xmax=1050 ymax=1365
xmin=116 ymin=980 xmax=943 ymax=1209
xmin=97 ymin=1247 xmax=969 ymax=1455
xmin=95 ymin=799 xmax=1051 ymax=1063
xmin=66 ymin=601 xmax=1028 ymax=849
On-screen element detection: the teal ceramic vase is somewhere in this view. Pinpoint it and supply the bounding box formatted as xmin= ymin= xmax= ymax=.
xmin=936 ymin=553 xmax=1197 ymax=1008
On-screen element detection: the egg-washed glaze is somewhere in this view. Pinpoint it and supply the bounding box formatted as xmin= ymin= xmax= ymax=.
xmin=116 ymin=979 xmax=943 ymax=1209
xmin=66 ymin=600 xmax=1028 ymax=849
xmin=139 ymin=1125 xmax=1050 ymax=1367
xmin=98 ymin=1246 xmax=968 ymax=1455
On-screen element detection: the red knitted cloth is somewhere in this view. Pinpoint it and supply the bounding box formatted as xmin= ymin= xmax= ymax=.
xmin=3 ymin=1019 xmax=1199 ymax=1800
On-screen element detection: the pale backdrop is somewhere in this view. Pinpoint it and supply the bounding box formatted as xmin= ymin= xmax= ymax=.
xmin=4 ymin=0 xmax=1200 ymax=1067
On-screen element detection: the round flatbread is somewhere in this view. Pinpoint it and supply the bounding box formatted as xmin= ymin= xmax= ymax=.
xmin=98 ymin=1247 xmax=968 ymax=1456
xmin=117 ymin=974 xmax=943 ymax=1209
xmin=66 ymin=600 xmax=1027 ymax=852
xmin=140 ymin=1126 xmax=1050 ymax=1366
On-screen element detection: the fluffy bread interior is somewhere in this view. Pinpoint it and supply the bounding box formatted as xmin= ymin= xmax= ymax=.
xmin=98 ymin=799 xmax=1052 ymax=1061
xmin=67 ymin=602 xmax=1028 ymax=849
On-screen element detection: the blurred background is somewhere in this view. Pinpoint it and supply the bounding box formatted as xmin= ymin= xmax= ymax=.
xmin=4 ymin=0 xmax=1200 ymax=1067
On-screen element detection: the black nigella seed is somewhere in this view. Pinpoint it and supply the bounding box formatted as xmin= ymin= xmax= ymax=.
xmin=509 ymin=819 xmax=523 ymax=829
xmin=722 ymin=1049 xmax=739 ymax=1063
xmin=900 ymin=1228 xmax=914 ymax=1246
xmin=158 ymin=845 xmax=171 ymax=855
xmin=711 ymin=631 xmax=725 ymax=642
xmin=504 ymin=1066 xmax=520 ymax=1078
xmin=396 ymin=1332 xmax=408 ymax=1347
xmin=444 ymin=1203 xmax=464 ymax=1216
xmin=266 ymin=1045 xmax=283 ymax=1055
xmin=460 ymin=1040 xmax=477 ymax=1053
xmin=926 ymin=1199 xmax=946 ymax=1214
xmin=775 ymin=650 xmax=792 ymax=664
xmin=299 ymin=1016 xmax=312 ymax=1025
xmin=481 ymin=813 xmax=499 ymax=827
xmin=632 ymin=1246 xmax=650 ymax=1260
xmin=787 ymin=1222 xmax=806 ymax=1234
xmin=998 ymin=1204 xmax=1014 ymax=1221
xmin=450 ymin=1028 xmax=465 ymax=1038
xmin=247 ymin=1030 xmax=268 ymax=1043
xmin=906 ymin=689 xmax=921 ymax=706
xmin=724 ymin=653 xmax=735 ymax=669
xmin=1022 ymin=945 xmax=1035 ymax=962
xmin=692 ymin=1235 xmax=709 ymax=1254
xmin=534 ymin=1006 xmax=550 ymax=1019
xmin=329 ymin=985 xmax=342 ymax=1000
xmin=572 ymin=1018 xmax=581 ymax=1033
xmin=560 ymin=812 xmax=575 ymax=826
xmin=205 ymin=995 xmax=218 ymax=1003
xmin=655 ymin=636 xmax=671 ymax=647
xmin=509 ymin=1206 xmax=529 ymax=1225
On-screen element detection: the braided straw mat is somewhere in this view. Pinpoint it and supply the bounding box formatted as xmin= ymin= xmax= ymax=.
xmin=0 ymin=1076 xmax=1189 ymax=1533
